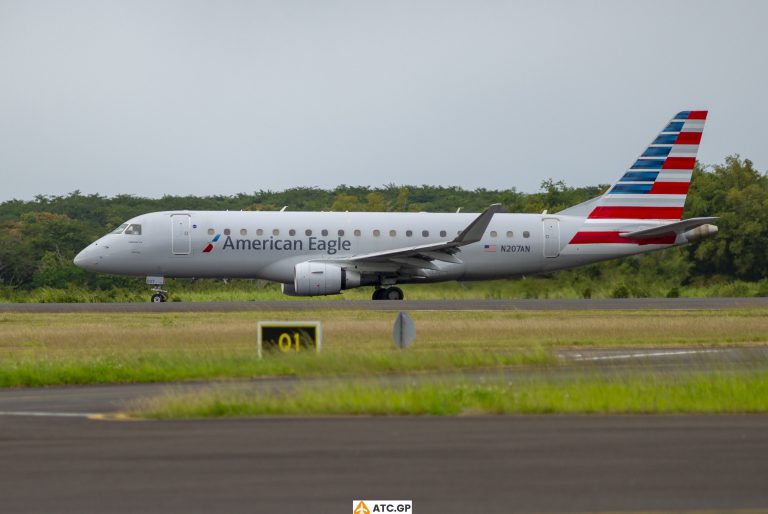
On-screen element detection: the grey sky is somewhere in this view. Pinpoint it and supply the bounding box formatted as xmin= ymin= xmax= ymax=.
xmin=1 ymin=0 xmax=766 ymax=202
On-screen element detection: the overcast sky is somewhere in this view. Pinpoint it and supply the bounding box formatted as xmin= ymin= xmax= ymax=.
xmin=1 ymin=0 xmax=766 ymax=202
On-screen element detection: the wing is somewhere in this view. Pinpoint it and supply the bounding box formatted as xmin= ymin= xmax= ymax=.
xmin=336 ymin=203 xmax=503 ymax=272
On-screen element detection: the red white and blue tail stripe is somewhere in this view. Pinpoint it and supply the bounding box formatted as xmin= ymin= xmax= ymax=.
xmin=564 ymin=110 xmax=707 ymax=249
xmin=587 ymin=110 xmax=706 ymax=221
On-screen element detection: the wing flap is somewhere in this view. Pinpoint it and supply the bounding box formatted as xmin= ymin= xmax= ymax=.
xmin=390 ymin=257 xmax=441 ymax=270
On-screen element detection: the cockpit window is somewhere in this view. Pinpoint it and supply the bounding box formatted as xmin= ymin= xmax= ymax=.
xmin=124 ymin=224 xmax=142 ymax=235
xmin=111 ymin=223 xmax=129 ymax=234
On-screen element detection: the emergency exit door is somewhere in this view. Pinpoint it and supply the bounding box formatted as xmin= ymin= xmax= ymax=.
xmin=543 ymin=218 xmax=560 ymax=258
xmin=171 ymin=214 xmax=191 ymax=255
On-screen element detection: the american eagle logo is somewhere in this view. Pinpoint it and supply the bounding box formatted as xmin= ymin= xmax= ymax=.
xmin=202 ymin=234 xmax=221 ymax=253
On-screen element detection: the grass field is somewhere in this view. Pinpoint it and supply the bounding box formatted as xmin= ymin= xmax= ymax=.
xmin=1 ymin=308 xmax=767 ymax=387
xmin=134 ymin=370 xmax=768 ymax=417
xmin=10 ymin=277 xmax=768 ymax=303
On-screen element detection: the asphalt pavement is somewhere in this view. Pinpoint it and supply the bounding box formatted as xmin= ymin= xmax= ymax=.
xmin=0 ymin=415 xmax=766 ymax=514
xmin=2 ymin=296 xmax=768 ymax=313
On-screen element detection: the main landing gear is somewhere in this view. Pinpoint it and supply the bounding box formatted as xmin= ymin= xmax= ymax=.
xmin=372 ymin=286 xmax=404 ymax=301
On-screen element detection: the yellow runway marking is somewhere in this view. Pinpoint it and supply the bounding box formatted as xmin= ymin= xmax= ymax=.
xmin=0 ymin=410 xmax=139 ymax=421
xmin=87 ymin=412 xmax=140 ymax=422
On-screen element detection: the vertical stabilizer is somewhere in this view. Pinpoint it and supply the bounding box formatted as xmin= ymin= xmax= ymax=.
xmin=587 ymin=110 xmax=707 ymax=221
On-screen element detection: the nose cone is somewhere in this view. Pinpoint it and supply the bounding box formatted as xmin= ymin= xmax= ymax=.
xmin=74 ymin=244 xmax=102 ymax=271
xmin=73 ymin=249 xmax=87 ymax=269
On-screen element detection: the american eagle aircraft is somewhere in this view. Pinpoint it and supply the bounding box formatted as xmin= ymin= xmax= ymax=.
xmin=75 ymin=111 xmax=718 ymax=302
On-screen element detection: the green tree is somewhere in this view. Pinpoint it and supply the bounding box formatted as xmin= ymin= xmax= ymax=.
xmin=0 ymin=212 xmax=95 ymax=287
xmin=330 ymin=193 xmax=362 ymax=212
xmin=685 ymin=156 xmax=768 ymax=280
xmin=364 ymin=192 xmax=388 ymax=212
xmin=394 ymin=187 xmax=409 ymax=212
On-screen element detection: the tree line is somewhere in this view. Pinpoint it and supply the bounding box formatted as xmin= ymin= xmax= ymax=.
xmin=0 ymin=155 xmax=765 ymax=292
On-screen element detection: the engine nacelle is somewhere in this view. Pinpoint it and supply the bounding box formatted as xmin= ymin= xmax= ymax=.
xmin=683 ymin=224 xmax=718 ymax=243
xmin=292 ymin=262 xmax=361 ymax=296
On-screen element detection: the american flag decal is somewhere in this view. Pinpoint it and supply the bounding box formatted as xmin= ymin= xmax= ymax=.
xmin=484 ymin=244 xmax=497 ymax=252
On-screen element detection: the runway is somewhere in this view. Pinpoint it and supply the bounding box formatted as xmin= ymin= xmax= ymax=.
xmin=1 ymin=348 xmax=767 ymax=513
xmin=2 ymin=296 xmax=768 ymax=312
xmin=0 ymin=415 xmax=766 ymax=514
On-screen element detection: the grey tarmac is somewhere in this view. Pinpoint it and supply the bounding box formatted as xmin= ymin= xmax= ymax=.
xmin=2 ymin=296 xmax=768 ymax=313
xmin=0 ymin=415 xmax=767 ymax=514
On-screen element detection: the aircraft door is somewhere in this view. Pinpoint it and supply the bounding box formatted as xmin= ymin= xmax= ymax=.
xmin=543 ymin=218 xmax=560 ymax=258
xmin=171 ymin=214 xmax=191 ymax=255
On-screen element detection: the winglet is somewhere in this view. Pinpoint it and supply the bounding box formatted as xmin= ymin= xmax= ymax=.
xmin=454 ymin=203 xmax=504 ymax=244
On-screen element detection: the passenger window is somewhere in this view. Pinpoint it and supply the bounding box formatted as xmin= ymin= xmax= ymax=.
xmin=224 ymin=228 xmax=231 ymax=235
xmin=257 ymin=229 xmax=264 ymax=236
xmin=207 ymin=228 xmax=215 ymax=236
xmin=273 ymin=229 xmax=280 ymax=236
xmin=338 ymin=229 xmax=345 ymax=237
xmin=289 ymin=229 xmax=296 ymax=236
xmin=506 ymin=231 xmax=513 ymax=238
xmin=305 ymin=229 xmax=312 ymax=236
xmin=240 ymin=229 xmax=247 ymax=236
xmin=490 ymin=230 xmax=497 ymax=238
xmin=523 ymin=231 xmax=530 ymax=238
xmin=440 ymin=230 xmax=447 ymax=237
xmin=124 ymin=224 xmax=142 ymax=235
xmin=354 ymin=229 xmax=361 ymax=237
xmin=321 ymin=229 xmax=328 ymax=236
xmin=422 ymin=230 xmax=429 ymax=237
xmin=373 ymin=230 xmax=381 ymax=237
xmin=389 ymin=230 xmax=396 ymax=237
xmin=111 ymin=223 xmax=129 ymax=234
xmin=406 ymin=230 xmax=413 ymax=237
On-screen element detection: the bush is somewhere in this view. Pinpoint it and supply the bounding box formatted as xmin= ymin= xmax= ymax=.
xmin=611 ymin=285 xmax=630 ymax=299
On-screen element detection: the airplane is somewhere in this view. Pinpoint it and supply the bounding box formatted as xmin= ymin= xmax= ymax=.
xmin=74 ymin=110 xmax=718 ymax=302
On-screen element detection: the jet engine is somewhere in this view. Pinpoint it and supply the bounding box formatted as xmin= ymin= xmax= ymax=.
xmin=291 ymin=261 xmax=361 ymax=296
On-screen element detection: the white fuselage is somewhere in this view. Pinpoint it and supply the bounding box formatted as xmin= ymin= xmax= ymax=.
xmin=74 ymin=210 xmax=671 ymax=286
xmin=72 ymin=110 xmax=716 ymax=300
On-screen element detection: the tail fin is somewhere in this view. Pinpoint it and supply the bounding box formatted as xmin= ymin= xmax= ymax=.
xmin=581 ymin=110 xmax=707 ymax=221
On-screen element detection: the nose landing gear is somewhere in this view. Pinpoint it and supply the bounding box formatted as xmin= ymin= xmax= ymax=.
xmin=146 ymin=276 xmax=168 ymax=303
xmin=150 ymin=288 xmax=168 ymax=303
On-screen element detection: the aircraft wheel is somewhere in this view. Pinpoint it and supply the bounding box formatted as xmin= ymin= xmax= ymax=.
xmin=385 ymin=287 xmax=404 ymax=300
xmin=372 ymin=288 xmax=387 ymax=301
xmin=151 ymin=293 xmax=166 ymax=303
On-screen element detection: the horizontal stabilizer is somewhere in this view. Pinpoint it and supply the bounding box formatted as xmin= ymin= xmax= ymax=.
xmin=619 ymin=217 xmax=719 ymax=239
